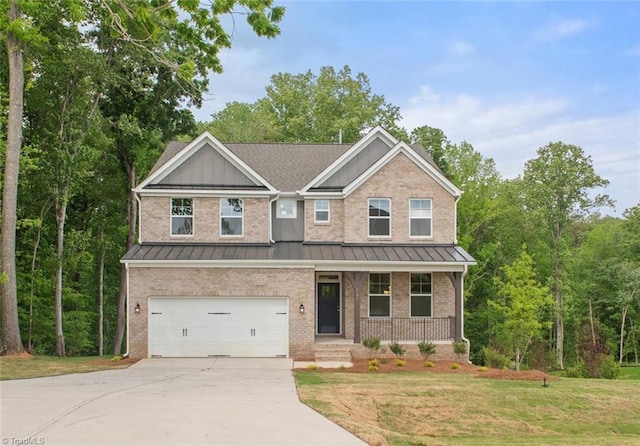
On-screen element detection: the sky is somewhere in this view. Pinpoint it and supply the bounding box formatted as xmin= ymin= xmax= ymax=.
xmin=190 ymin=1 xmax=640 ymax=216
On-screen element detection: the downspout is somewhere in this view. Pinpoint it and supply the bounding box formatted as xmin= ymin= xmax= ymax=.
xmin=122 ymin=262 xmax=130 ymax=358
xmin=461 ymin=264 xmax=471 ymax=363
xmin=269 ymin=193 xmax=280 ymax=243
xmin=135 ymin=193 xmax=143 ymax=243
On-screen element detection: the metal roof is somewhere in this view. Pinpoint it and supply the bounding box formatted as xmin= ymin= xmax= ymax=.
xmin=122 ymin=242 xmax=476 ymax=268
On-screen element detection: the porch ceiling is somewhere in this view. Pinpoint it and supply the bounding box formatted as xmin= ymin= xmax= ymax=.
xmin=122 ymin=242 xmax=476 ymax=270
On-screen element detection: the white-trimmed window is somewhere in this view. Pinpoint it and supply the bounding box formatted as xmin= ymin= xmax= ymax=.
xmin=368 ymin=198 xmax=391 ymax=237
xmin=171 ymin=198 xmax=193 ymax=236
xmin=369 ymin=273 xmax=391 ymax=317
xmin=410 ymin=273 xmax=432 ymax=317
xmin=314 ymin=200 xmax=330 ymax=223
xmin=410 ymin=199 xmax=432 ymax=237
xmin=220 ymin=198 xmax=243 ymax=236
xmin=277 ymin=199 xmax=297 ymax=219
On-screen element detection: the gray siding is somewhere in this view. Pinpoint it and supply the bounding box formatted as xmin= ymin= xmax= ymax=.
xmin=272 ymin=201 xmax=304 ymax=241
xmin=157 ymin=143 xmax=258 ymax=187
xmin=319 ymin=137 xmax=391 ymax=188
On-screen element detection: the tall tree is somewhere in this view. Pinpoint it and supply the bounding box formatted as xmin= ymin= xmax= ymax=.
xmin=409 ymin=125 xmax=450 ymax=176
xmin=523 ymin=142 xmax=612 ymax=369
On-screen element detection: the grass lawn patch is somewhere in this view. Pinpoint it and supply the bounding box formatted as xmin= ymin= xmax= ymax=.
xmin=619 ymin=366 xmax=640 ymax=380
xmin=0 ymin=354 xmax=138 ymax=380
xmin=295 ymin=364 xmax=640 ymax=446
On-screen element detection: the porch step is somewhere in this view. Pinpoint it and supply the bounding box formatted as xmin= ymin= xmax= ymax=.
xmin=314 ymin=344 xmax=353 ymax=363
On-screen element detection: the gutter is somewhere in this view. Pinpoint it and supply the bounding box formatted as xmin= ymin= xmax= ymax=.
xmin=122 ymin=262 xmax=130 ymax=359
xmin=460 ymin=263 xmax=471 ymax=363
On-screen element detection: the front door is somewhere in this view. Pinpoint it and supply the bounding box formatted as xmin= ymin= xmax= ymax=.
xmin=317 ymin=283 xmax=340 ymax=334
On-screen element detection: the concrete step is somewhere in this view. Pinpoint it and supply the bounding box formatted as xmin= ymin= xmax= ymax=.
xmin=314 ymin=344 xmax=353 ymax=362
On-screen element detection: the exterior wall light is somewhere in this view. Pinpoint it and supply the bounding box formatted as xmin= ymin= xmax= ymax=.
xmin=299 ymin=303 xmax=305 ymax=314
xmin=135 ymin=302 xmax=141 ymax=313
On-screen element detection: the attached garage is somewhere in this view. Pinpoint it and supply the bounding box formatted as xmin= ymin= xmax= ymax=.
xmin=148 ymin=297 xmax=289 ymax=358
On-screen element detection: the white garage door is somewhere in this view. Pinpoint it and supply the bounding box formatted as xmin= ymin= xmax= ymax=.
xmin=148 ymin=297 xmax=288 ymax=358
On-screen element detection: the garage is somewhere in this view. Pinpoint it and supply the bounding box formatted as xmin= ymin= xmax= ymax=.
xmin=148 ymin=297 xmax=289 ymax=358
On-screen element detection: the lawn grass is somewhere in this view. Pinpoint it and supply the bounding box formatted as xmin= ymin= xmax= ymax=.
xmin=0 ymin=354 xmax=135 ymax=380
xmin=619 ymin=365 xmax=640 ymax=380
xmin=295 ymin=370 xmax=640 ymax=446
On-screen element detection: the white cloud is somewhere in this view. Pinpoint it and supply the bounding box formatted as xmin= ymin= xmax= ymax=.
xmin=400 ymin=86 xmax=640 ymax=214
xmin=449 ymin=40 xmax=474 ymax=55
xmin=534 ymin=19 xmax=590 ymax=41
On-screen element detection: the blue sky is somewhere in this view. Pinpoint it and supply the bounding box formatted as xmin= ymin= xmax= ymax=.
xmin=192 ymin=1 xmax=640 ymax=216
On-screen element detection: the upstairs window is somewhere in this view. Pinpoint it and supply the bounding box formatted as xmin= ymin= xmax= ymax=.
xmin=314 ymin=200 xmax=330 ymax=223
xmin=220 ymin=198 xmax=243 ymax=236
xmin=369 ymin=273 xmax=391 ymax=317
xmin=410 ymin=273 xmax=432 ymax=317
xmin=171 ymin=198 xmax=193 ymax=236
xmin=410 ymin=199 xmax=432 ymax=237
xmin=368 ymin=198 xmax=391 ymax=237
xmin=277 ymin=199 xmax=297 ymax=219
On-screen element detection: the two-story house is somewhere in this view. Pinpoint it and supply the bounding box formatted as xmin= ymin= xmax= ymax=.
xmin=121 ymin=126 xmax=476 ymax=361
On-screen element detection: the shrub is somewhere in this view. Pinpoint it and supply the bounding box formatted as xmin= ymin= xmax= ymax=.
xmin=368 ymin=359 xmax=379 ymax=367
xmin=307 ymin=364 xmax=318 ymax=371
xmin=453 ymin=341 xmax=467 ymax=360
xmin=424 ymin=360 xmax=435 ymax=368
xmin=601 ymin=356 xmax=620 ymax=379
xmin=362 ymin=337 xmax=381 ymax=358
xmin=389 ymin=341 xmax=406 ymax=357
xmin=477 ymin=366 xmax=488 ymax=372
xmin=418 ymin=341 xmax=436 ymax=360
xmin=110 ymin=355 xmax=122 ymax=362
xmin=368 ymin=359 xmax=379 ymax=372
xmin=451 ymin=362 xmax=461 ymax=369
xmin=395 ymin=359 xmax=406 ymax=367
xmin=483 ymin=346 xmax=510 ymax=369
xmin=564 ymin=362 xmax=588 ymax=378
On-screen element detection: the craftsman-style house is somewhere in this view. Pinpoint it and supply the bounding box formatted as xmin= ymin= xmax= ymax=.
xmin=122 ymin=126 xmax=475 ymax=361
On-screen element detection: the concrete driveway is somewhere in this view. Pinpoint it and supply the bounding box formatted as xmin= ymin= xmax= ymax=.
xmin=1 ymin=358 xmax=365 ymax=446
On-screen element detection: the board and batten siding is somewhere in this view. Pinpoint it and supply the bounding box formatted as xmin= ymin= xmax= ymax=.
xmin=271 ymin=200 xmax=305 ymax=241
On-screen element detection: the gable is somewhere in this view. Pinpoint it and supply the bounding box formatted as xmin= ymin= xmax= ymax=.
xmin=155 ymin=143 xmax=258 ymax=188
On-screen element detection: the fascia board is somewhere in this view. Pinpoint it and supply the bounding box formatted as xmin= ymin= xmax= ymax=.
xmin=299 ymin=191 xmax=343 ymax=199
xmin=121 ymin=259 xmax=474 ymax=271
xmin=136 ymin=132 xmax=278 ymax=194
xmin=342 ymin=143 xmax=462 ymax=198
xmin=299 ymin=126 xmax=399 ymax=194
xmin=138 ymin=189 xmax=274 ymax=198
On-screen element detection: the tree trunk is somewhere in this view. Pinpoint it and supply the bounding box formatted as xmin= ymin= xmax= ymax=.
xmin=98 ymin=226 xmax=105 ymax=357
xmin=54 ymin=192 xmax=68 ymax=357
xmin=113 ymin=162 xmax=137 ymax=355
xmin=553 ymin=230 xmax=564 ymax=370
xmin=515 ymin=345 xmax=521 ymax=372
xmin=0 ymin=0 xmax=26 ymax=356
xmin=28 ymin=202 xmax=50 ymax=351
xmin=619 ymin=304 xmax=628 ymax=365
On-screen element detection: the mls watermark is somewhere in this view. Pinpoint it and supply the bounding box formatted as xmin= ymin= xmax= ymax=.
xmin=1 ymin=438 xmax=45 ymax=445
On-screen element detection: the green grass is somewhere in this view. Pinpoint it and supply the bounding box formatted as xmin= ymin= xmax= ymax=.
xmin=0 ymin=355 xmax=135 ymax=380
xmin=619 ymin=365 xmax=640 ymax=380
xmin=295 ymin=370 xmax=640 ymax=446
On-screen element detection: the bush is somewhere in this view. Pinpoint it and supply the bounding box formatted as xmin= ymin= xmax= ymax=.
xmin=418 ymin=341 xmax=436 ymax=360
xmin=362 ymin=337 xmax=381 ymax=358
xmin=395 ymin=359 xmax=406 ymax=367
xmin=389 ymin=341 xmax=406 ymax=357
xmin=307 ymin=364 xmax=318 ymax=371
xmin=483 ymin=347 xmax=510 ymax=369
xmin=601 ymin=356 xmax=620 ymax=379
xmin=564 ymin=362 xmax=589 ymax=378
xmin=451 ymin=362 xmax=461 ymax=369
xmin=477 ymin=366 xmax=488 ymax=372
xmin=368 ymin=359 xmax=379 ymax=372
xmin=453 ymin=341 xmax=467 ymax=360
xmin=424 ymin=360 xmax=435 ymax=368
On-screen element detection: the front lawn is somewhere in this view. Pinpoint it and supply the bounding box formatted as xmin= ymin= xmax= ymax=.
xmin=0 ymin=354 xmax=137 ymax=380
xmin=295 ymin=365 xmax=640 ymax=445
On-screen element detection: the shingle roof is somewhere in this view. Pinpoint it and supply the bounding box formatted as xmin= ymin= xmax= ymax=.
xmin=147 ymin=138 xmax=442 ymax=192
xmin=122 ymin=242 xmax=476 ymax=265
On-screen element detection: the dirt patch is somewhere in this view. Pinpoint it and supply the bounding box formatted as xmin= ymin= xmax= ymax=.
xmin=298 ymin=358 xmax=555 ymax=381
xmin=89 ymin=357 xmax=140 ymax=367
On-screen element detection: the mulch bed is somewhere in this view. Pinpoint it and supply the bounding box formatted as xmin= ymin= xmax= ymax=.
xmin=300 ymin=358 xmax=555 ymax=381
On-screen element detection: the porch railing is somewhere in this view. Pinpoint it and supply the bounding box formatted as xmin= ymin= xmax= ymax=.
xmin=360 ymin=316 xmax=455 ymax=342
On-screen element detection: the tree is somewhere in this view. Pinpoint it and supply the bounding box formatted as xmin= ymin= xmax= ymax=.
xmin=490 ymin=248 xmax=553 ymax=371
xmin=409 ymin=125 xmax=450 ymax=176
xmin=523 ymin=142 xmax=613 ymax=369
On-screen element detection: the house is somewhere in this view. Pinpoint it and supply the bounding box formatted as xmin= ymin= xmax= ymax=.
xmin=121 ymin=126 xmax=476 ymax=361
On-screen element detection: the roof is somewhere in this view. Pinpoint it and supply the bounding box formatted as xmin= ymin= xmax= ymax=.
xmin=147 ymin=138 xmax=442 ymax=193
xmin=122 ymin=242 xmax=476 ymax=271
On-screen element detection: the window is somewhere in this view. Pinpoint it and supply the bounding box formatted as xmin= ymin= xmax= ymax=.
xmin=410 ymin=199 xmax=432 ymax=237
xmin=314 ymin=200 xmax=330 ymax=223
xmin=368 ymin=198 xmax=391 ymax=237
xmin=171 ymin=198 xmax=193 ymax=235
xmin=411 ymin=273 xmax=432 ymax=317
xmin=369 ymin=273 xmax=391 ymax=317
xmin=277 ymin=199 xmax=297 ymax=219
xmin=220 ymin=198 xmax=243 ymax=236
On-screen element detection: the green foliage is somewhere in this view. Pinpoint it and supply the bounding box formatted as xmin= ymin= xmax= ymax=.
xmin=417 ymin=341 xmax=436 ymax=360
xmin=483 ymin=347 xmax=511 ymax=369
xmin=451 ymin=363 xmax=461 ymax=369
xmin=424 ymin=360 xmax=435 ymax=368
xmin=453 ymin=341 xmax=467 ymax=360
xmin=362 ymin=337 xmax=381 ymax=358
xmin=389 ymin=341 xmax=406 ymax=357
xmin=368 ymin=359 xmax=379 ymax=372
xmin=395 ymin=359 xmax=406 ymax=367
xmin=601 ymin=356 xmax=620 ymax=379
xmin=477 ymin=366 xmax=488 ymax=372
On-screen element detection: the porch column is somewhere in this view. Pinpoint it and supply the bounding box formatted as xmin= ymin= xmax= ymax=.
xmin=344 ymin=272 xmax=368 ymax=344
xmin=446 ymin=272 xmax=463 ymax=342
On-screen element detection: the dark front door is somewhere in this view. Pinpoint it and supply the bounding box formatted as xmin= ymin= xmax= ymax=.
xmin=317 ymin=283 xmax=340 ymax=334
